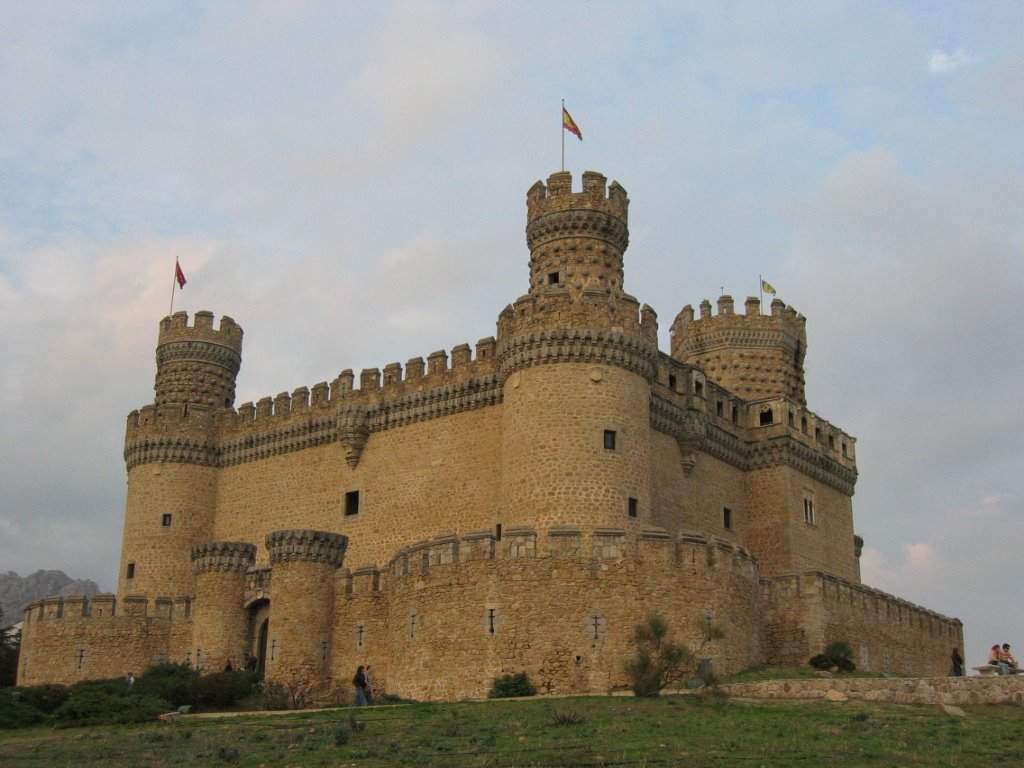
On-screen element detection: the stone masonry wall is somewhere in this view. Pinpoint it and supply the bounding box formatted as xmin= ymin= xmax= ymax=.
xmin=17 ymin=595 xmax=191 ymax=686
xmin=763 ymin=571 xmax=962 ymax=676
xmin=723 ymin=676 xmax=1024 ymax=706
xmin=327 ymin=530 xmax=764 ymax=701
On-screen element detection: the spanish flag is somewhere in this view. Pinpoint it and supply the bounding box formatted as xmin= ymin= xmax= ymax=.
xmin=562 ymin=107 xmax=582 ymax=141
xmin=761 ymin=279 xmax=776 ymax=295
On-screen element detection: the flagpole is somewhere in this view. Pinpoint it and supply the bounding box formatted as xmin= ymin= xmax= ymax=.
xmin=561 ymin=99 xmax=565 ymax=171
xmin=759 ymin=273 xmax=763 ymax=309
xmin=169 ymin=259 xmax=179 ymax=317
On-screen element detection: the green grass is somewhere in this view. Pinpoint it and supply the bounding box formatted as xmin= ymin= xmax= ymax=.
xmin=1 ymin=694 xmax=1021 ymax=767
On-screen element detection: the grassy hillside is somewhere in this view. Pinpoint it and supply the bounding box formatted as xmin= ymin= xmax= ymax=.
xmin=1 ymin=692 xmax=1020 ymax=767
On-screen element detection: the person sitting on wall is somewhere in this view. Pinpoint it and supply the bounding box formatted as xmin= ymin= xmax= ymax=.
xmin=950 ymin=647 xmax=964 ymax=677
xmin=989 ymin=644 xmax=1012 ymax=674
xmin=1000 ymin=644 xmax=1018 ymax=674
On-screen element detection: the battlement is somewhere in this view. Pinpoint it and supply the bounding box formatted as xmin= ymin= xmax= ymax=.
xmin=526 ymin=170 xmax=629 ymax=225
xmin=381 ymin=526 xmax=759 ymax=585
xmin=670 ymin=296 xmax=806 ymax=349
xmin=158 ymin=311 xmax=243 ymax=354
xmin=22 ymin=594 xmax=191 ymax=624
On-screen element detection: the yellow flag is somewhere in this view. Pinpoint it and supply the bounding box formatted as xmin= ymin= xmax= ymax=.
xmin=761 ymin=279 xmax=776 ymax=295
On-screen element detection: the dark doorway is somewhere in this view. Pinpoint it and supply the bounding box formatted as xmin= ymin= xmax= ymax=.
xmin=257 ymin=618 xmax=269 ymax=675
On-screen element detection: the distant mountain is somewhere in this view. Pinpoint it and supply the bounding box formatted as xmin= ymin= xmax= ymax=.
xmin=0 ymin=570 xmax=101 ymax=627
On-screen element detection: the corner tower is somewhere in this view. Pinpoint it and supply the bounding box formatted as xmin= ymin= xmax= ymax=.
xmin=118 ymin=311 xmax=243 ymax=599
xmin=496 ymin=172 xmax=659 ymax=536
xmin=670 ymin=296 xmax=807 ymax=406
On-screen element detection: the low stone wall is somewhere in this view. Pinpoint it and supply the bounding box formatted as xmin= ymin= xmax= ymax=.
xmin=722 ymin=676 xmax=1024 ymax=706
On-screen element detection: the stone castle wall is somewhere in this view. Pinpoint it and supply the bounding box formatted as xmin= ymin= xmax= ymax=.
xmin=17 ymin=595 xmax=193 ymax=686
xmin=763 ymin=571 xmax=963 ymax=675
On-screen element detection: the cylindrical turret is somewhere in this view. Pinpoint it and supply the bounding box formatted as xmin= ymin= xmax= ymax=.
xmin=155 ymin=310 xmax=243 ymax=410
xmin=670 ymin=297 xmax=807 ymax=405
xmin=264 ymin=530 xmax=348 ymax=687
xmin=118 ymin=311 xmax=244 ymax=599
xmin=191 ymin=541 xmax=256 ymax=672
xmin=498 ymin=172 xmax=657 ymax=537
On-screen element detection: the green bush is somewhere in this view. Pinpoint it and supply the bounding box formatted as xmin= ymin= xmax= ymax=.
xmin=487 ymin=672 xmax=536 ymax=699
xmin=135 ymin=663 xmax=199 ymax=707
xmin=0 ymin=693 xmax=47 ymax=728
xmin=191 ymin=671 xmax=257 ymax=708
xmin=53 ymin=689 xmax=168 ymax=727
xmin=809 ymin=641 xmax=856 ymax=672
xmin=11 ymin=683 xmax=69 ymax=714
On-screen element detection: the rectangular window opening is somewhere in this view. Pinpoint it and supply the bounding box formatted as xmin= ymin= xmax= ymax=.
xmin=161 ymin=513 xmax=173 ymax=527
xmin=547 ymin=271 xmax=560 ymax=285
xmin=723 ymin=507 xmax=732 ymax=530
xmin=344 ymin=490 xmax=360 ymax=517
xmin=628 ymin=497 xmax=638 ymax=518
xmin=603 ymin=429 xmax=617 ymax=450
xmin=126 ymin=562 xmax=136 ymax=580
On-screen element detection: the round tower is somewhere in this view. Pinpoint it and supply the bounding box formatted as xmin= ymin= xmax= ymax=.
xmin=496 ymin=171 xmax=658 ymax=538
xmin=118 ymin=311 xmax=244 ymax=599
xmin=190 ymin=541 xmax=256 ymax=672
xmin=670 ymin=296 xmax=807 ymax=405
xmin=263 ymin=530 xmax=348 ymax=688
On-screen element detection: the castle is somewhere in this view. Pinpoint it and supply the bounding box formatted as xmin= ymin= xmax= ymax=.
xmin=18 ymin=171 xmax=962 ymax=699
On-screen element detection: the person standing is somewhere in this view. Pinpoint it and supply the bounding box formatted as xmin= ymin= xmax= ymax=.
xmin=352 ymin=665 xmax=368 ymax=706
xmin=950 ymin=647 xmax=964 ymax=677
xmin=364 ymin=665 xmax=374 ymax=704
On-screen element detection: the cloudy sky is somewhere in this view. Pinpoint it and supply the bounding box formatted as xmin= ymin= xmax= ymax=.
xmin=1 ymin=2 xmax=1021 ymax=666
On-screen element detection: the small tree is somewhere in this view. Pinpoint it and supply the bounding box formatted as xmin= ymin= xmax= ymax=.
xmin=0 ymin=607 xmax=20 ymax=687
xmin=809 ymin=640 xmax=856 ymax=672
xmin=623 ymin=614 xmax=723 ymax=697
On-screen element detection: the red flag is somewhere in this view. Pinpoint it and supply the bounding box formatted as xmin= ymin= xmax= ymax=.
xmin=562 ymin=107 xmax=582 ymax=141
xmin=174 ymin=261 xmax=187 ymax=289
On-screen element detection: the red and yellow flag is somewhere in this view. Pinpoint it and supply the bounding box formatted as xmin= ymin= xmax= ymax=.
xmin=562 ymin=107 xmax=582 ymax=141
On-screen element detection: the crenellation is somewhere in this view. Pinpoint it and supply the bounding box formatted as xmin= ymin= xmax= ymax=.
xmin=382 ymin=363 xmax=402 ymax=385
xmin=360 ymin=368 xmax=381 ymax=391
xmin=405 ymin=357 xmax=425 ymax=380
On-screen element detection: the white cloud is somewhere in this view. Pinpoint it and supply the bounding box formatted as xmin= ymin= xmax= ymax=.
xmin=930 ymin=48 xmax=969 ymax=73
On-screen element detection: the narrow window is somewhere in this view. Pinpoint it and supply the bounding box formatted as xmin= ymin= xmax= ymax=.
xmin=801 ymin=416 xmax=808 ymax=434
xmin=723 ymin=507 xmax=732 ymax=530
xmin=344 ymin=490 xmax=360 ymax=517
xmin=495 ymin=523 xmax=502 ymax=541
xmin=628 ymin=497 xmax=638 ymax=518
xmin=161 ymin=513 xmax=173 ymax=527
xmin=788 ymin=412 xmax=795 ymax=427
xmin=803 ymin=492 xmax=816 ymax=525
xmin=547 ymin=271 xmax=560 ymax=285
xmin=603 ymin=429 xmax=617 ymax=450
xmin=668 ymin=374 xmax=677 ymax=390
xmin=487 ymin=608 xmax=497 ymax=636
xmin=694 ymin=380 xmax=704 ymax=396
xmin=841 ymin=442 xmax=848 ymax=458
xmin=716 ymin=401 xmax=724 ymax=417
xmin=828 ymin=434 xmax=835 ymax=450
xmin=815 ymin=427 xmax=822 ymax=442
xmin=759 ymin=409 xmax=773 ymax=426
xmin=126 ymin=562 xmax=136 ymax=579
xmin=731 ymin=405 xmax=739 ymax=424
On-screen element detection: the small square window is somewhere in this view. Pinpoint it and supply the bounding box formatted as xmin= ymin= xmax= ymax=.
xmin=126 ymin=562 xmax=136 ymax=579
xmin=161 ymin=513 xmax=173 ymax=527
xmin=628 ymin=497 xmax=638 ymax=518
xmin=344 ymin=490 xmax=360 ymax=517
xmin=603 ymin=430 xmax=617 ymax=450
xmin=547 ymin=271 xmax=560 ymax=285
xmin=723 ymin=507 xmax=732 ymax=530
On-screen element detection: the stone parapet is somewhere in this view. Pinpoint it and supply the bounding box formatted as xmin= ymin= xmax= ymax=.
xmin=721 ymin=676 xmax=1024 ymax=706
xmin=497 ymin=328 xmax=658 ymax=382
xmin=266 ymin=530 xmax=348 ymax=566
xmin=191 ymin=541 xmax=257 ymax=574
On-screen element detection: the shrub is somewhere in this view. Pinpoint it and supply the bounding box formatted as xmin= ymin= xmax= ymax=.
xmin=191 ymin=671 xmax=257 ymax=709
xmin=215 ymin=745 xmax=240 ymax=763
xmin=53 ymin=689 xmax=168 ymax=727
xmin=333 ymin=725 xmax=351 ymax=746
xmin=0 ymin=693 xmax=47 ymax=729
xmin=551 ymin=709 xmax=583 ymax=726
xmin=809 ymin=641 xmax=856 ymax=672
xmin=487 ymin=672 xmax=537 ymax=699
xmin=135 ymin=663 xmax=199 ymax=707
xmin=12 ymin=683 xmax=69 ymax=714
